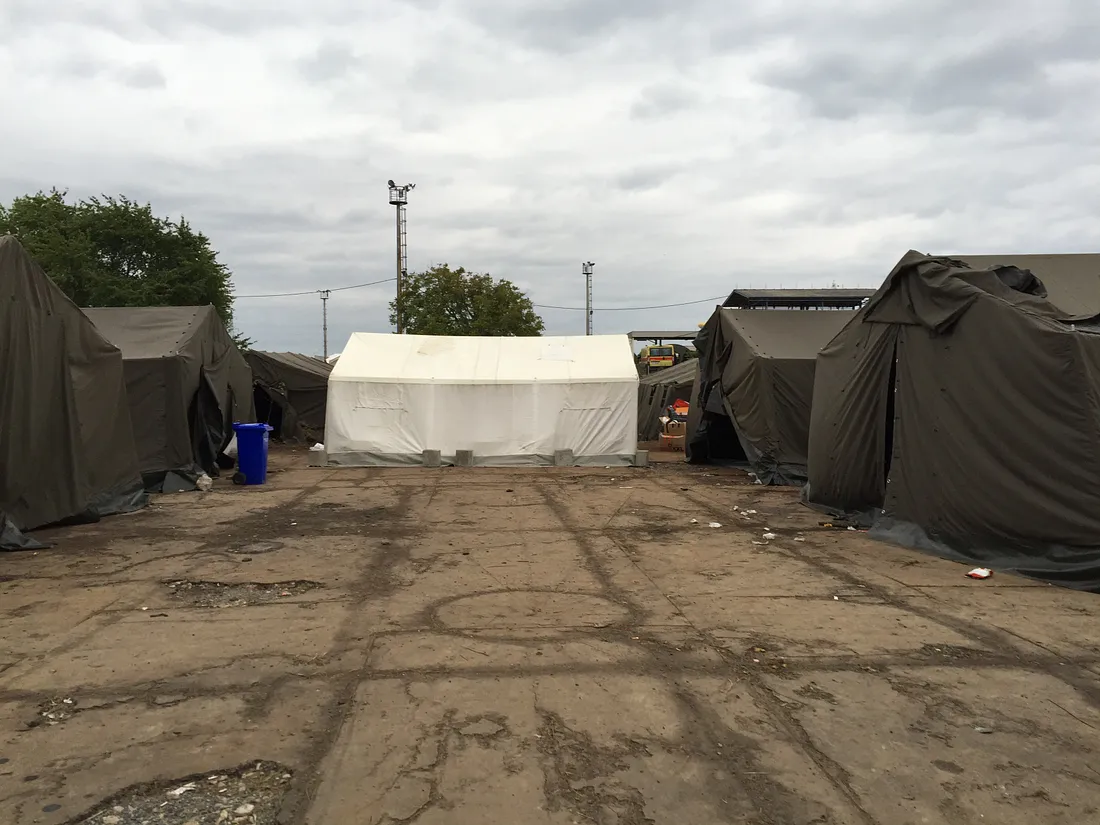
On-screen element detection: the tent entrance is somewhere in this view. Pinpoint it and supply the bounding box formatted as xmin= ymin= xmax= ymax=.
xmin=254 ymin=385 xmax=286 ymax=440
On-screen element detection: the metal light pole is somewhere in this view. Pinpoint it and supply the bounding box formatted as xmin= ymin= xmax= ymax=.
xmin=582 ymin=261 xmax=595 ymax=335
xmin=388 ymin=180 xmax=415 ymax=334
xmin=319 ymin=289 xmax=331 ymax=359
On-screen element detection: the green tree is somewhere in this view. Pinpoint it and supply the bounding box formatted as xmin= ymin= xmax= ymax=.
xmin=390 ymin=264 xmax=545 ymax=336
xmin=0 ymin=189 xmax=245 ymax=343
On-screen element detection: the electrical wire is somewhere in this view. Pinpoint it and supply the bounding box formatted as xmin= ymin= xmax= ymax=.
xmin=237 ymin=278 xmax=725 ymax=312
xmin=532 ymin=295 xmax=727 ymax=312
xmin=236 ymin=276 xmax=397 ymax=299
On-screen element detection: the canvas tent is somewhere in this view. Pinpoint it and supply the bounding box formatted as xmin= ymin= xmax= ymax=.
xmin=805 ymin=251 xmax=1100 ymax=590
xmin=326 ymin=333 xmax=639 ymax=466
xmin=0 ymin=236 xmax=146 ymax=548
xmin=687 ymin=308 xmax=856 ymax=484
xmin=638 ymin=360 xmax=698 ymax=440
xmin=948 ymin=253 xmax=1100 ymax=316
xmin=83 ymin=306 xmax=254 ymax=491
xmin=247 ymin=351 xmax=332 ymax=442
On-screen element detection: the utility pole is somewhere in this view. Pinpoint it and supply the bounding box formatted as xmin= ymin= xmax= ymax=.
xmin=388 ymin=180 xmax=415 ymax=334
xmin=320 ymin=289 xmax=331 ymax=359
xmin=582 ymin=261 xmax=595 ymax=335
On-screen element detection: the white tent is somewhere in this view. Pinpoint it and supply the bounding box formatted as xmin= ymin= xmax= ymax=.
xmin=325 ymin=333 xmax=640 ymax=466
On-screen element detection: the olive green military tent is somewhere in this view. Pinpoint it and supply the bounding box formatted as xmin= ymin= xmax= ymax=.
xmin=806 ymin=251 xmax=1100 ymax=590
xmin=687 ymin=308 xmax=855 ymax=484
xmin=246 ymin=351 xmax=332 ymax=442
xmin=0 ymin=236 xmax=146 ymax=548
xmin=83 ymin=306 xmax=254 ymax=491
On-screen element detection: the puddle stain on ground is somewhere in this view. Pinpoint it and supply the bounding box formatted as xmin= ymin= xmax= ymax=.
xmin=164 ymin=580 xmax=323 ymax=608
xmin=70 ymin=761 xmax=292 ymax=825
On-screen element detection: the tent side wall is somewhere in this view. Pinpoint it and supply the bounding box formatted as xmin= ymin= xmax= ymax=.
xmin=882 ymin=302 xmax=1100 ymax=556
xmin=804 ymin=318 xmax=897 ymax=516
xmin=0 ymin=236 xmax=145 ymax=537
xmin=327 ymin=378 xmax=637 ymax=466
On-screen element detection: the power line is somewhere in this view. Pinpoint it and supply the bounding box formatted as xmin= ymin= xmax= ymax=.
xmin=533 ymin=295 xmax=727 ymax=312
xmin=236 ymin=279 xmax=724 ymax=312
xmin=236 ymin=277 xmax=397 ymax=299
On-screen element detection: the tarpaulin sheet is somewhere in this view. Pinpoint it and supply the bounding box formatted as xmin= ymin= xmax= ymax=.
xmin=806 ymin=251 xmax=1100 ymax=591
xmin=637 ymin=360 xmax=698 ymax=440
xmin=247 ymin=351 xmax=332 ymax=442
xmin=83 ymin=306 xmax=254 ymax=490
xmin=326 ymin=333 xmax=639 ymax=466
xmin=687 ymin=308 xmax=856 ymax=484
xmin=0 ymin=235 xmax=146 ymax=547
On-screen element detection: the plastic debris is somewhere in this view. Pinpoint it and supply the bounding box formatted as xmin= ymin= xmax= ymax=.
xmin=235 ymin=803 xmax=256 ymax=815
xmin=166 ymin=783 xmax=197 ymax=798
xmin=744 ymin=509 xmax=758 ymax=515
xmin=762 ymin=532 xmax=778 ymax=540
xmin=966 ymin=568 xmax=993 ymax=580
xmin=224 ymin=434 xmax=238 ymax=458
xmin=309 ymin=442 xmax=325 ymax=452
xmin=974 ymin=726 xmax=995 ymax=734
xmin=794 ymin=536 xmax=806 ymax=542
xmin=690 ymin=518 xmax=699 ymax=524
xmin=709 ymin=522 xmax=722 ymax=528
xmin=196 ymin=473 xmax=213 ymax=492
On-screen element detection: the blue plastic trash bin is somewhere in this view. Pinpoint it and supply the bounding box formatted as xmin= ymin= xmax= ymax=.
xmin=233 ymin=423 xmax=273 ymax=485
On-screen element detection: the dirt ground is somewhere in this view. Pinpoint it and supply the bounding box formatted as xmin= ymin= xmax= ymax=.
xmin=2 ymin=446 xmax=1100 ymax=825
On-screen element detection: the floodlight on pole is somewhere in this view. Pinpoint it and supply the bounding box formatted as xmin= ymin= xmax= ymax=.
xmin=388 ymin=181 xmax=416 ymax=334
xmin=582 ymin=261 xmax=595 ymax=335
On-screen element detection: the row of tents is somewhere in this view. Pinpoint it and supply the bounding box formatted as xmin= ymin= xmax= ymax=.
xmin=0 ymin=235 xmax=332 ymax=548
xmin=642 ymin=251 xmax=1100 ymax=591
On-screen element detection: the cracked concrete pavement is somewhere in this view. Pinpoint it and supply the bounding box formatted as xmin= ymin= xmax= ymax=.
xmin=2 ymin=447 xmax=1099 ymax=824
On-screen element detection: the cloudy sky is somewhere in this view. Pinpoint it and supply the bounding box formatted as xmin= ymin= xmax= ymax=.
xmin=3 ymin=0 xmax=1099 ymax=355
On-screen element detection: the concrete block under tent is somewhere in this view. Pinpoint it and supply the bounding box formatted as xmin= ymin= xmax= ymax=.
xmin=325 ymin=333 xmax=639 ymax=467
xmin=687 ymin=308 xmax=856 ymax=485
xmin=0 ymin=235 xmax=147 ymax=549
xmin=806 ymin=250 xmax=1100 ymax=591
xmin=246 ymin=351 xmax=332 ymax=443
xmin=82 ymin=306 xmax=255 ymax=492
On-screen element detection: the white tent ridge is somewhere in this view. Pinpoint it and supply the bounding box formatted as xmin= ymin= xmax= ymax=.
xmin=325 ymin=333 xmax=640 ymax=467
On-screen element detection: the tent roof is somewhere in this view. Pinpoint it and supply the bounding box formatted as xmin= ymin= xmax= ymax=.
xmin=717 ymin=309 xmax=857 ymax=360
xmin=82 ymin=306 xmax=217 ymax=358
xmin=249 ymin=351 xmax=332 ymax=380
xmin=945 ymin=253 xmax=1100 ymax=316
xmin=331 ymin=333 xmax=638 ymax=385
xmin=640 ymin=359 xmax=698 ymax=386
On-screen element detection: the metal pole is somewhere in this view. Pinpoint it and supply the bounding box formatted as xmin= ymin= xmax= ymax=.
xmin=582 ymin=262 xmax=594 ymax=335
xmin=320 ymin=289 xmax=331 ymax=359
xmin=395 ymin=204 xmax=403 ymax=334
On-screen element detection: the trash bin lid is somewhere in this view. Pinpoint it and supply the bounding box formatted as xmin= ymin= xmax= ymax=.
xmin=233 ymin=422 xmax=273 ymax=432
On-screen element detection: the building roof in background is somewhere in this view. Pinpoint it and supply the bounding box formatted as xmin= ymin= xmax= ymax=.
xmin=722 ymin=288 xmax=874 ymax=309
xmin=627 ymin=330 xmax=700 ymax=342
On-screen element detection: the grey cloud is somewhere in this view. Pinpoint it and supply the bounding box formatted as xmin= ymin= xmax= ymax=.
xmin=461 ymin=0 xmax=709 ymax=52
xmin=115 ymin=63 xmax=167 ymax=90
xmin=614 ymin=165 xmax=679 ymax=192
xmin=630 ymin=83 xmax=698 ymax=120
xmin=751 ymin=1 xmax=1100 ymax=121
xmin=297 ymin=43 xmax=360 ymax=84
